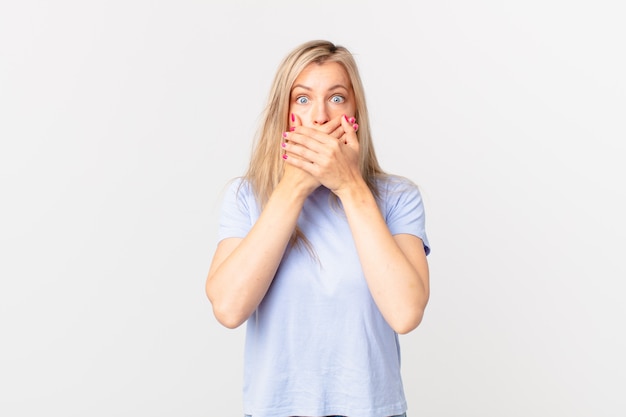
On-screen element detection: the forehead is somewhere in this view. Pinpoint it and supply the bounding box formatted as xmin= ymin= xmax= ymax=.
xmin=292 ymin=61 xmax=351 ymax=90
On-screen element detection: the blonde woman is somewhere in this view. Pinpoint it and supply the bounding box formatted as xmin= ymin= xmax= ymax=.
xmin=206 ymin=40 xmax=430 ymax=417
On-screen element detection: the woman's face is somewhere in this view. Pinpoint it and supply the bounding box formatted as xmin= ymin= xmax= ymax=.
xmin=289 ymin=61 xmax=356 ymax=128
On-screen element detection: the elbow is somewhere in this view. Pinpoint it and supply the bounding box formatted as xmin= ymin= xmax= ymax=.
xmin=391 ymin=314 xmax=422 ymax=334
xmin=390 ymin=308 xmax=425 ymax=335
xmin=205 ymin=281 xmax=247 ymax=329
xmin=212 ymin=303 xmax=248 ymax=329
xmin=392 ymin=288 xmax=430 ymax=334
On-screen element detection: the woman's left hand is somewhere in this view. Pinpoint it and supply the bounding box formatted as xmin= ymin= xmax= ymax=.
xmin=282 ymin=115 xmax=362 ymax=195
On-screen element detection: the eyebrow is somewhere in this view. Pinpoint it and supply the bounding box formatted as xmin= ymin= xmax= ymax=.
xmin=291 ymin=84 xmax=349 ymax=92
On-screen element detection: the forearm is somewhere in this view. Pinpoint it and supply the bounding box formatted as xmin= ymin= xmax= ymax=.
xmin=337 ymin=180 xmax=430 ymax=334
xmin=206 ymin=180 xmax=310 ymax=328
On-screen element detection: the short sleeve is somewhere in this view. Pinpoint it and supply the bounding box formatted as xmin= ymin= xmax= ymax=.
xmin=382 ymin=177 xmax=431 ymax=255
xmin=218 ymin=179 xmax=256 ymax=241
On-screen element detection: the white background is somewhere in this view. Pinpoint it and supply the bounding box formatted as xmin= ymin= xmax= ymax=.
xmin=1 ymin=1 xmax=625 ymax=416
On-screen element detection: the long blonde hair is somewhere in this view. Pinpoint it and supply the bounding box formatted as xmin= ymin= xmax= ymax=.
xmin=244 ymin=40 xmax=385 ymax=248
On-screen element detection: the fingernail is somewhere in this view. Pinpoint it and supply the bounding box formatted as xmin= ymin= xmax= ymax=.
xmin=349 ymin=117 xmax=356 ymax=124
xmin=282 ymin=154 xmax=288 ymax=160
xmin=281 ymin=142 xmax=286 ymax=148
xmin=290 ymin=126 xmax=295 ymax=131
xmin=353 ymin=123 xmax=359 ymax=131
xmin=282 ymin=132 xmax=288 ymax=138
xmin=344 ymin=115 xmax=349 ymax=122
xmin=291 ymin=113 xmax=295 ymax=122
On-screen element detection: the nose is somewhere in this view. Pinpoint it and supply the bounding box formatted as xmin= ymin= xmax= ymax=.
xmin=311 ymin=102 xmax=330 ymax=126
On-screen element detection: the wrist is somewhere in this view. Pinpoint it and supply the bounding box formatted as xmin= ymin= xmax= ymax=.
xmin=276 ymin=175 xmax=317 ymax=203
xmin=334 ymin=177 xmax=371 ymax=205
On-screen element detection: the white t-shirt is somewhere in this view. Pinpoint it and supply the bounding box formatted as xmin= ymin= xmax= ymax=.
xmin=218 ymin=176 xmax=430 ymax=417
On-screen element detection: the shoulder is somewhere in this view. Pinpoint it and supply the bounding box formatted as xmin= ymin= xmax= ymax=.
xmin=373 ymin=174 xmax=426 ymax=222
xmin=374 ymin=174 xmax=430 ymax=254
xmin=223 ymin=177 xmax=251 ymax=195
xmin=221 ymin=177 xmax=256 ymax=203
xmin=218 ymin=178 xmax=259 ymax=238
xmin=219 ymin=177 xmax=258 ymax=214
xmin=374 ymin=174 xmax=422 ymax=201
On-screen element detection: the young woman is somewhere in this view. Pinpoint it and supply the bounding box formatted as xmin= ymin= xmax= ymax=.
xmin=206 ymin=40 xmax=430 ymax=417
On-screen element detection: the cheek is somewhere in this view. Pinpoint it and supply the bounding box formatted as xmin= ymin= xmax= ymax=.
xmin=289 ymin=107 xmax=313 ymax=128
xmin=330 ymin=105 xmax=354 ymax=119
xmin=345 ymin=102 xmax=357 ymax=118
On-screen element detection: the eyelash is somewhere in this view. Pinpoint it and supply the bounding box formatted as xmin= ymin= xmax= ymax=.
xmin=295 ymin=95 xmax=345 ymax=104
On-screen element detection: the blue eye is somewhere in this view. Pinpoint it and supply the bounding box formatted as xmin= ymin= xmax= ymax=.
xmin=296 ymin=96 xmax=309 ymax=104
xmin=331 ymin=95 xmax=345 ymax=104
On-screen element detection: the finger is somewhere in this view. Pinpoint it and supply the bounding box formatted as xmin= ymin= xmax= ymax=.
xmin=340 ymin=114 xmax=359 ymax=145
xmin=289 ymin=112 xmax=302 ymax=132
xmin=283 ymin=150 xmax=311 ymax=165
xmin=287 ymin=127 xmax=337 ymax=147
xmin=329 ymin=122 xmax=346 ymax=140
xmin=316 ymin=114 xmax=344 ymax=135
xmin=283 ymin=145 xmax=315 ymax=164
xmin=283 ymin=114 xmax=302 ymax=164
xmin=282 ymin=125 xmax=320 ymax=161
xmin=283 ymin=131 xmax=328 ymax=157
xmin=282 ymin=151 xmax=317 ymax=176
xmin=337 ymin=114 xmax=358 ymax=141
xmin=286 ymin=114 xmax=352 ymax=146
xmin=287 ymin=111 xmax=332 ymax=147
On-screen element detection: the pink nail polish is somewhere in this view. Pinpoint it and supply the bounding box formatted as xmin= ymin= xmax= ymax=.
xmin=291 ymin=113 xmax=295 ymax=122
xmin=282 ymin=154 xmax=288 ymax=160
xmin=349 ymin=117 xmax=356 ymax=124
xmin=281 ymin=142 xmax=286 ymax=148
xmin=353 ymin=123 xmax=359 ymax=131
xmin=290 ymin=126 xmax=295 ymax=131
xmin=282 ymin=132 xmax=288 ymax=138
xmin=344 ymin=115 xmax=349 ymax=122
